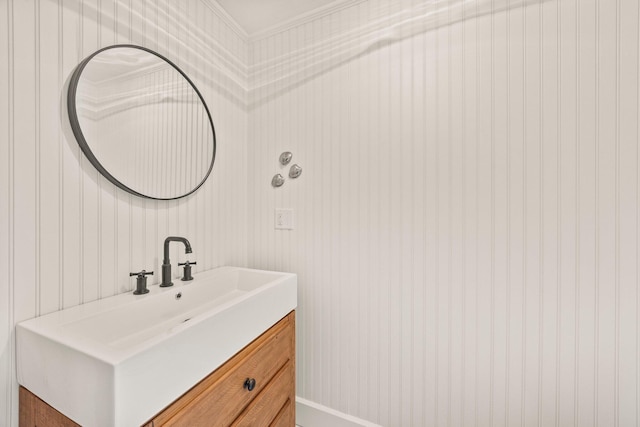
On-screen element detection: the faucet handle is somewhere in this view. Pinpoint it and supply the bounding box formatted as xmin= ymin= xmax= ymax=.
xmin=130 ymin=270 xmax=153 ymax=295
xmin=130 ymin=270 xmax=154 ymax=278
xmin=178 ymin=261 xmax=196 ymax=281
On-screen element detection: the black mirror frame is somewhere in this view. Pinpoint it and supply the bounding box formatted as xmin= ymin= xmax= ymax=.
xmin=67 ymin=44 xmax=216 ymax=200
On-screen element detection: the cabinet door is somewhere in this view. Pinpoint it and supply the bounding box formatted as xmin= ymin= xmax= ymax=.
xmin=151 ymin=312 xmax=295 ymax=427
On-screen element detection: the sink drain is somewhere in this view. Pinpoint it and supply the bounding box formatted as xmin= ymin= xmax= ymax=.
xmin=175 ymin=292 xmax=182 ymax=300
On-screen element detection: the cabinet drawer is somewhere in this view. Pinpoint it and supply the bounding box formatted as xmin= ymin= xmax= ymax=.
xmin=232 ymin=361 xmax=294 ymax=427
xmin=269 ymin=397 xmax=294 ymax=427
xmin=153 ymin=312 xmax=294 ymax=426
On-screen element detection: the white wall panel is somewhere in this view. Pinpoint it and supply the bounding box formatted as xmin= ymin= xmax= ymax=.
xmin=0 ymin=0 xmax=12 ymax=424
xmin=0 ymin=1 xmax=248 ymax=425
xmin=247 ymin=0 xmax=640 ymax=426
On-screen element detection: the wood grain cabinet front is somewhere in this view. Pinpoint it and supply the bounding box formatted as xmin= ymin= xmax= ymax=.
xmin=19 ymin=387 xmax=80 ymax=427
xmin=20 ymin=311 xmax=295 ymax=427
xmin=231 ymin=361 xmax=294 ymax=427
xmin=146 ymin=311 xmax=295 ymax=427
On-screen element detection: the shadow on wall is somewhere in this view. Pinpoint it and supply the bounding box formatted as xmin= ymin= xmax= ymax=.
xmin=249 ymin=0 xmax=550 ymax=108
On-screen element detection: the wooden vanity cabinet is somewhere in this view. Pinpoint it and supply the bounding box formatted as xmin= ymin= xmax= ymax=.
xmin=19 ymin=388 xmax=80 ymax=427
xmin=19 ymin=311 xmax=295 ymax=427
xmin=145 ymin=310 xmax=295 ymax=426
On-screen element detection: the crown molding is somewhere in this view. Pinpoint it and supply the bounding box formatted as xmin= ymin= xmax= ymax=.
xmin=249 ymin=0 xmax=368 ymax=41
xmin=200 ymin=0 xmax=249 ymax=40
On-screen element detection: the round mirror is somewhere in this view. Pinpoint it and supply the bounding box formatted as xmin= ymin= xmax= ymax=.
xmin=68 ymin=45 xmax=216 ymax=200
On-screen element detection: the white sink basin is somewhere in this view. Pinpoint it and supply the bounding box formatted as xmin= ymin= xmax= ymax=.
xmin=16 ymin=266 xmax=297 ymax=426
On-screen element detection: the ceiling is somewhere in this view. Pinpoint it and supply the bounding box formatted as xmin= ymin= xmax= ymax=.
xmin=215 ymin=0 xmax=338 ymax=35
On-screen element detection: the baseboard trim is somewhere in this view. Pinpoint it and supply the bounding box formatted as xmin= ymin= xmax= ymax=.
xmin=295 ymin=397 xmax=382 ymax=427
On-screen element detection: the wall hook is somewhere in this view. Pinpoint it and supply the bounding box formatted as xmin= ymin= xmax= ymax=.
xmin=272 ymin=174 xmax=285 ymax=187
xmin=279 ymin=152 xmax=293 ymax=165
xmin=289 ymin=164 xmax=302 ymax=179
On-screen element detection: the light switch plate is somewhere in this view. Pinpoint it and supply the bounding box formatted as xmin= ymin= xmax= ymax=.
xmin=275 ymin=209 xmax=294 ymax=230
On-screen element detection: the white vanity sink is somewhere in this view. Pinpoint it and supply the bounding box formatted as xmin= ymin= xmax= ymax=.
xmin=16 ymin=266 xmax=297 ymax=427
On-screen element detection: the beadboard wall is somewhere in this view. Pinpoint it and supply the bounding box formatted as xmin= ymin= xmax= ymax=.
xmin=0 ymin=0 xmax=248 ymax=425
xmin=247 ymin=0 xmax=640 ymax=426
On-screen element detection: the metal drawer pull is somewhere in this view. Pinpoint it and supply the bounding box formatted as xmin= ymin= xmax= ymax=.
xmin=243 ymin=378 xmax=256 ymax=391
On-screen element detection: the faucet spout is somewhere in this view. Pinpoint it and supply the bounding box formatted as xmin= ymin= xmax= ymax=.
xmin=161 ymin=236 xmax=192 ymax=287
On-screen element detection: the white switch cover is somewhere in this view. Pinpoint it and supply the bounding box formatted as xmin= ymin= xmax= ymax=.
xmin=275 ymin=209 xmax=294 ymax=230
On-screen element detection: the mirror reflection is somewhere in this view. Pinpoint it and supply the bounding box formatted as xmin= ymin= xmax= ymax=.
xmin=68 ymin=45 xmax=216 ymax=200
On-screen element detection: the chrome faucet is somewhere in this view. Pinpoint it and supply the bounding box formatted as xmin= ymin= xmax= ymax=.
xmin=161 ymin=236 xmax=192 ymax=287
